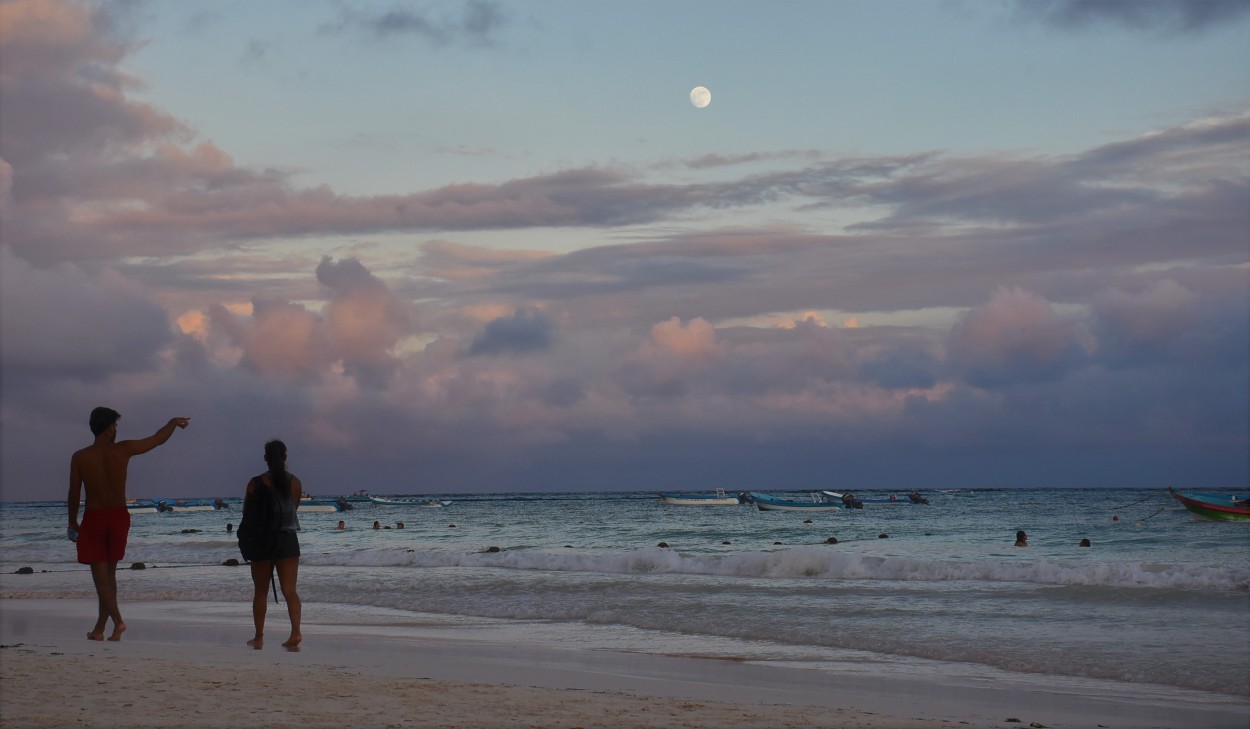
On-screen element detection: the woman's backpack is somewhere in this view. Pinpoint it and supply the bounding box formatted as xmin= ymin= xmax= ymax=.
xmin=237 ymin=475 xmax=286 ymax=562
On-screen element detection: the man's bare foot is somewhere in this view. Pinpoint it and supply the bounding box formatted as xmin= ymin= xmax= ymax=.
xmin=86 ymin=630 xmax=104 ymax=641
xmin=247 ymin=638 xmax=263 ymax=650
xmin=281 ymin=634 xmax=301 ymax=649
xmin=107 ymin=622 xmax=126 ymax=641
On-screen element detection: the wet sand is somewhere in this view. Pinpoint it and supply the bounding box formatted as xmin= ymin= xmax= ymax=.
xmin=2 ymin=599 xmax=1246 ymax=729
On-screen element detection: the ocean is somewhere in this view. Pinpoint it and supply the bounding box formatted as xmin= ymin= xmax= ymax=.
xmin=3 ymin=487 xmax=1248 ymax=700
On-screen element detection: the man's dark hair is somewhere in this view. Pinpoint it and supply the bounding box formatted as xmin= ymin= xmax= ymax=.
xmin=89 ymin=407 xmax=120 ymax=436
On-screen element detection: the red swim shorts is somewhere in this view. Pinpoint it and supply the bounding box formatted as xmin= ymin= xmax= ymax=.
xmin=76 ymin=507 xmax=131 ymax=564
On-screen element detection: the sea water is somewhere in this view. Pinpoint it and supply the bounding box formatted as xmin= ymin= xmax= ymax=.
xmin=2 ymin=488 xmax=1247 ymax=698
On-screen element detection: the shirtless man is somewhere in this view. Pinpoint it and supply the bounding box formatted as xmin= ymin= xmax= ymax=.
xmin=68 ymin=408 xmax=190 ymax=641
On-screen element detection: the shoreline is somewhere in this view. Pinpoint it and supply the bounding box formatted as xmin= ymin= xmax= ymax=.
xmin=3 ymin=599 xmax=1248 ymax=729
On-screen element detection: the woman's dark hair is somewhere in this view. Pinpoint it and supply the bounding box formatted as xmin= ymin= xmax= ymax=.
xmin=264 ymin=440 xmax=289 ymax=498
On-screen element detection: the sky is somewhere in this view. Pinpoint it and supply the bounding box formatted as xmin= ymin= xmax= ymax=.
xmin=1 ymin=0 xmax=1248 ymax=502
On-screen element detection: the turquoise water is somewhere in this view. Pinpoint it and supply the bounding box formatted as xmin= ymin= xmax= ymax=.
xmin=2 ymin=487 xmax=1248 ymax=697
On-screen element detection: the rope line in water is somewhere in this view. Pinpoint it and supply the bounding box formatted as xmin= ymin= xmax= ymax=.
xmin=1110 ymin=492 xmax=1168 ymax=511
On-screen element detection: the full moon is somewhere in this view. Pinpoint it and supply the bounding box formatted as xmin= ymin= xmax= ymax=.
xmin=690 ymin=86 xmax=711 ymax=108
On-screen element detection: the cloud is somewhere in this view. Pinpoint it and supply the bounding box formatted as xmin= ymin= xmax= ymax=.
xmin=1091 ymin=278 xmax=1250 ymax=369
xmin=615 ymin=317 xmax=725 ymax=397
xmin=1012 ymin=0 xmax=1250 ymax=33
xmin=947 ymin=287 xmax=1089 ymax=387
xmin=1 ymin=0 xmax=1247 ymax=500
xmin=323 ymin=0 xmax=510 ymax=47
xmin=201 ymin=257 xmax=412 ymax=386
xmin=0 ymin=245 xmax=174 ymax=379
xmin=316 ymin=256 xmax=413 ymax=384
xmin=469 ymin=307 xmax=555 ymax=356
xmin=3 ymin=0 xmax=1244 ymax=286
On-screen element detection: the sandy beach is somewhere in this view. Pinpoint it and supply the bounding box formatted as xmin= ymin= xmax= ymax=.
xmin=2 ymin=599 xmax=1246 ymax=729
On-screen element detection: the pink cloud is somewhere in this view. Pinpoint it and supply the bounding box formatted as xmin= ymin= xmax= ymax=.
xmin=947 ymin=287 xmax=1088 ymax=387
xmin=615 ymin=318 xmax=725 ymax=397
xmin=201 ymin=257 xmax=412 ymax=387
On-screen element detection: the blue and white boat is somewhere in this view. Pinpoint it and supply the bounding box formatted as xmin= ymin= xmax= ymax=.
xmin=658 ymin=489 xmax=742 ymax=506
xmin=748 ymin=492 xmax=842 ymax=512
xmin=368 ymin=495 xmax=452 ymax=508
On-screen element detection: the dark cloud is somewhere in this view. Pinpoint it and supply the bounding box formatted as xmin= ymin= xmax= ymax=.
xmin=1090 ymin=279 xmax=1250 ymax=370
xmin=1013 ymin=0 xmax=1250 ymax=33
xmin=0 ymin=246 xmax=174 ymax=379
xmin=323 ymin=0 xmax=510 ymax=47
xmin=469 ymin=307 xmax=555 ymax=356
xmin=241 ymin=38 xmax=276 ymax=64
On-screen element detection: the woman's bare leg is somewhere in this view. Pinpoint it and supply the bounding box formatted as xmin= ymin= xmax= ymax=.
xmin=248 ymin=560 xmax=271 ymax=649
xmin=275 ymin=557 xmax=301 ymax=648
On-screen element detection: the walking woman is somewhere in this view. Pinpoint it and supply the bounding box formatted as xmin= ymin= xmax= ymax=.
xmin=238 ymin=439 xmax=302 ymax=649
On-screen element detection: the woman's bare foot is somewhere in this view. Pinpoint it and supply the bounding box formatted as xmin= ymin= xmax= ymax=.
xmin=246 ymin=637 xmax=263 ymax=650
xmin=86 ymin=630 xmax=104 ymax=641
xmin=281 ymin=634 xmax=301 ymax=650
xmin=107 ymin=622 xmax=126 ymax=641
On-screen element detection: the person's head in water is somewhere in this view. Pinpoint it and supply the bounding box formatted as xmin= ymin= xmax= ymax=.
xmin=89 ymin=407 xmax=120 ymax=437
xmin=1015 ymin=530 xmax=1028 ymax=546
xmin=1078 ymin=538 xmax=1091 ymax=547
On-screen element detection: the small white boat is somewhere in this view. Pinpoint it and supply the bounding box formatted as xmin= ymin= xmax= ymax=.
xmin=296 ymin=502 xmax=342 ymax=513
xmin=658 ymin=489 xmax=742 ymax=506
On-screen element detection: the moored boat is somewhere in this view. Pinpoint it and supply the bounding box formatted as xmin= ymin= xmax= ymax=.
xmin=658 ymin=489 xmax=742 ymax=506
xmin=748 ymin=491 xmax=842 ymax=512
xmin=367 ymin=495 xmax=452 ymax=507
xmin=821 ymin=490 xmax=929 ymax=507
xmin=1168 ymin=487 xmax=1250 ymax=522
xmin=297 ymin=499 xmax=345 ymax=512
xmin=151 ymin=498 xmax=214 ymax=512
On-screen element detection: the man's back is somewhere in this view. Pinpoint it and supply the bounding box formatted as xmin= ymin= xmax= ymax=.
xmin=70 ymin=415 xmax=189 ymax=512
xmin=70 ymin=442 xmax=133 ymax=510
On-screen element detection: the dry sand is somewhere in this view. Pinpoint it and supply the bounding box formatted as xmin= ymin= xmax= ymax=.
xmin=2 ymin=599 xmax=1245 ymax=729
